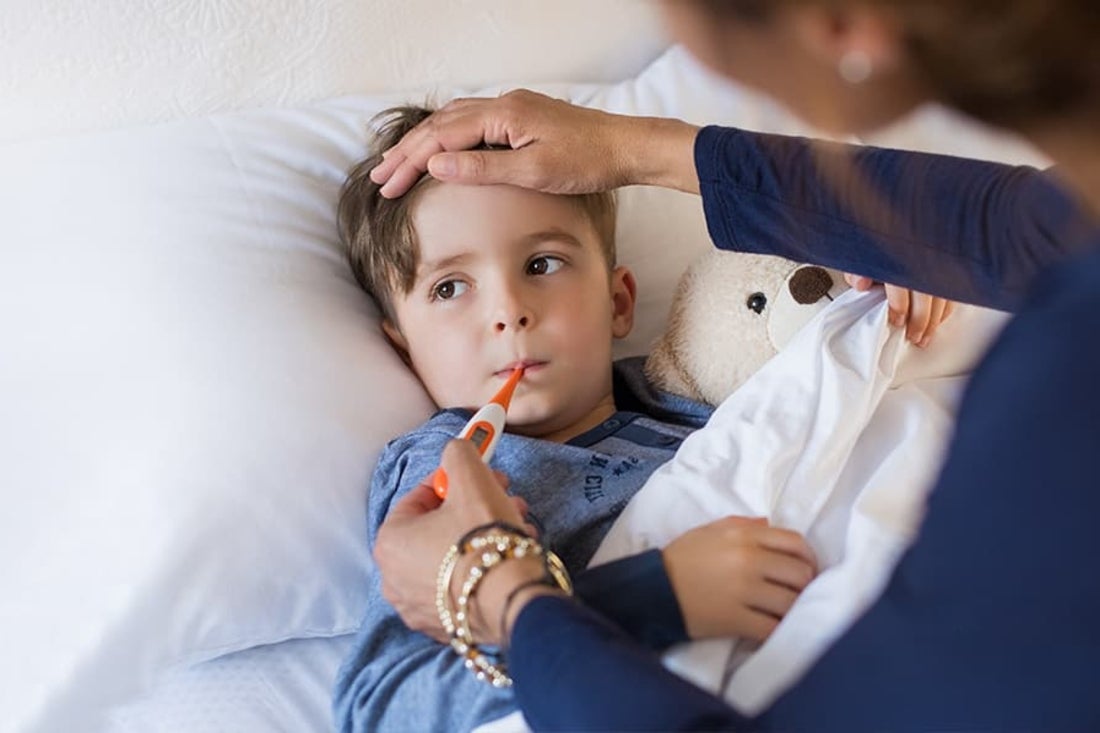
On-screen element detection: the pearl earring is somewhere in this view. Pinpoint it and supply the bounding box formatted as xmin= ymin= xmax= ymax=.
xmin=838 ymin=50 xmax=872 ymax=84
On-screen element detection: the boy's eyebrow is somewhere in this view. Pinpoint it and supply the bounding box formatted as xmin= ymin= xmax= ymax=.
xmin=417 ymin=228 xmax=586 ymax=278
xmin=517 ymin=227 xmax=585 ymax=250
xmin=416 ymin=252 xmax=471 ymax=279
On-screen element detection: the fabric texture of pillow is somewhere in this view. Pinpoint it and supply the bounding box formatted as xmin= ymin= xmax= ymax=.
xmin=0 ymin=47 xmax=815 ymax=732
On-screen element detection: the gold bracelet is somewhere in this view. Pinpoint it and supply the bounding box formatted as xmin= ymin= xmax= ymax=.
xmin=435 ymin=543 xmax=461 ymax=638
xmin=436 ymin=526 xmax=573 ymax=687
xmin=453 ymin=531 xmax=542 ymax=687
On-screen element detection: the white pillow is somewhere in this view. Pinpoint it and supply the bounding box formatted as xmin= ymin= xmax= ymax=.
xmin=0 ymin=47 xmax=807 ymax=732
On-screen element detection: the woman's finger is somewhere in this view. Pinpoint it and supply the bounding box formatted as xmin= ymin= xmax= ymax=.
xmin=439 ymin=440 xmax=525 ymax=522
xmin=371 ymin=101 xmax=506 ymax=196
xmin=884 ymin=284 xmax=911 ymax=328
xmin=918 ymin=297 xmax=949 ymax=347
xmin=905 ymin=291 xmax=934 ymax=344
xmin=386 ymin=481 xmax=443 ymax=522
xmin=844 ymin=273 xmax=874 ymax=291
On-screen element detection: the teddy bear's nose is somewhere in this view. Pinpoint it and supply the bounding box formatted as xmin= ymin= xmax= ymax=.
xmin=788 ymin=266 xmax=834 ymax=304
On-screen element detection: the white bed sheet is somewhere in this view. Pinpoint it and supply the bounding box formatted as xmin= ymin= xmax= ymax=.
xmin=106 ymin=634 xmax=356 ymax=733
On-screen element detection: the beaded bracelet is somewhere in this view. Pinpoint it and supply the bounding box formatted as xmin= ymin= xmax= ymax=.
xmin=434 ymin=543 xmax=461 ymax=638
xmin=436 ymin=525 xmax=572 ymax=687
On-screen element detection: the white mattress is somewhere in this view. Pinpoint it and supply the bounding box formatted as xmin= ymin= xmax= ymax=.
xmin=105 ymin=634 xmax=356 ymax=733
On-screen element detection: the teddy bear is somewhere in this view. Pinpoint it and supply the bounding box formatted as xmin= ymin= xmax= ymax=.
xmin=645 ymin=249 xmax=849 ymax=405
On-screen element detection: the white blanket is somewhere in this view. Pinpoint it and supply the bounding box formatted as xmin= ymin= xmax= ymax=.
xmin=591 ymin=289 xmax=1005 ymax=714
xmin=477 ymin=289 xmax=1005 ymax=733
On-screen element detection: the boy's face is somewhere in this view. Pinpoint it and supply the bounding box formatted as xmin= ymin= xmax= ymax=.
xmin=383 ymin=183 xmax=635 ymax=440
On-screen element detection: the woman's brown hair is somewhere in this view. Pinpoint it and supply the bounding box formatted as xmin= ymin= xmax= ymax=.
xmin=696 ymin=0 xmax=1100 ymax=128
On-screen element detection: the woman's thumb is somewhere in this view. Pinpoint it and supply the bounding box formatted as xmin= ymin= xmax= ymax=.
xmin=428 ymin=150 xmax=523 ymax=187
xmin=439 ymin=439 xmax=494 ymax=495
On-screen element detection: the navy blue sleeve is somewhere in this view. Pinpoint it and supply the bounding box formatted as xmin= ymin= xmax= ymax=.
xmin=511 ymin=595 xmax=749 ymax=732
xmin=694 ymin=125 xmax=1095 ymax=311
xmin=574 ymin=549 xmax=689 ymax=650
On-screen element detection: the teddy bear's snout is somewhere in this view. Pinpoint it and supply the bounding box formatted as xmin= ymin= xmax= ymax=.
xmin=788 ymin=266 xmax=834 ymax=305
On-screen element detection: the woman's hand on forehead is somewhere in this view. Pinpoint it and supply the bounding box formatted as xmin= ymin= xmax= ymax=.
xmin=370 ymin=90 xmax=660 ymax=199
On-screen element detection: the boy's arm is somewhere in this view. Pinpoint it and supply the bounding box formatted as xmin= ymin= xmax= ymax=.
xmin=334 ymin=433 xmax=518 ymax=732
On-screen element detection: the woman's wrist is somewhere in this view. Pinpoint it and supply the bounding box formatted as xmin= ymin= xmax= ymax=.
xmin=472 ymin=556 xmax=548 ymax=645
xmin=620 ymin=116 xmax=702 ymax=194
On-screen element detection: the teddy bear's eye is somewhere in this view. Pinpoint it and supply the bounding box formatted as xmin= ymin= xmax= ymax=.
xmin=746 ymin=292 xmax=767 ymax=314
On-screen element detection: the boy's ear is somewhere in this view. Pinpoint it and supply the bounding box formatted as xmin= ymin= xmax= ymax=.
xmin=609 ymin=266 xmax=637 ymax=339
xmin=381 ymin=318 xmax=412 ymax=366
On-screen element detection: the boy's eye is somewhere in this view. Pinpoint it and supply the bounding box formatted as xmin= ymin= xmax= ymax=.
xmin=431 ymin=279 xmax=468 ymax=301
xmin=527 ymin=255 xmax=564 ymax=276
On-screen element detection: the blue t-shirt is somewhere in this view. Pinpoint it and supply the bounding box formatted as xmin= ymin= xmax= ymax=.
xmin=333 ymin=357 xmax=711 ymax=733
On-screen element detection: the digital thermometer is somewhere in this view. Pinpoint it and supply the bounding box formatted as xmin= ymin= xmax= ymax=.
xmin=431 ymin=367 xmax=524 ymax=500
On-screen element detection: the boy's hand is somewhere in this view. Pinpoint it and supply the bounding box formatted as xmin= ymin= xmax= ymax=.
xmin=663 ymin=516 xmax=817 ymax=643
xmin=845 ymin=274 xmax=957 ymax=348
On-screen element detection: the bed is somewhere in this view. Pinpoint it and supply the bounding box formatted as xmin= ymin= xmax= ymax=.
xmin=0 ymin=2 xmax=1049 ymax=732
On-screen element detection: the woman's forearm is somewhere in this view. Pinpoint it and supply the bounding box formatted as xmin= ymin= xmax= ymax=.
xmin=622 ymin=115 xmax=702 ymax=194
xmin=510 ymin=595 xmax=747 ymax=731
xmin=695 ymin=125 xmax=1093 ymax=310
xmin=573 ymin=549 xmax=689 ymax=650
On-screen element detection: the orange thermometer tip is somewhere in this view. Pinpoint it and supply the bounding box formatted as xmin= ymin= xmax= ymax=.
xmin=431 ymin=367 xmax=524 ymax=501
xmin=492 ymin=366 xmax=525 ymax=409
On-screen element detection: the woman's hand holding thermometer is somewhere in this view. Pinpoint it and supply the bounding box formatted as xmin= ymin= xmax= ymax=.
xmin=431 ymin=367 xmax=524 ymax=500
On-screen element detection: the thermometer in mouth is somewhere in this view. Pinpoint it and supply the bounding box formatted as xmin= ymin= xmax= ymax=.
xmin=431 ymin=367 xmax=524 ymax=500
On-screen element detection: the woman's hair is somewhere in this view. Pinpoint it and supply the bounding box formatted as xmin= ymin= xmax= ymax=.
xmin=697 ymin=0 xmax=1100 ymax=129
xmin=337 ymin=105 xmax=617 ymax=323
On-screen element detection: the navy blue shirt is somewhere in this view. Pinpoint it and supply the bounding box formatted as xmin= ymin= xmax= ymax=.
xmin=509 ymin=126 xmax=1100 ymax=731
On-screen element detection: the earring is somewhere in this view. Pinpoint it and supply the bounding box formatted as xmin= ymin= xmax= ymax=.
xmin=838 ymin=50 xmax=872 ymax=84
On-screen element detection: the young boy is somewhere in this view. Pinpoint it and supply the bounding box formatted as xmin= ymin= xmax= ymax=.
xmin=331 ymin=106 xmax=816 ymax=733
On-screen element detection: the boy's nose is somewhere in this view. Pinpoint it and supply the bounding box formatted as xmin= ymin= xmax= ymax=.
xmin=492 ymin=280 xmax=535 ymax=332
xmin=494 ymin=313 xmax=530 ymax=332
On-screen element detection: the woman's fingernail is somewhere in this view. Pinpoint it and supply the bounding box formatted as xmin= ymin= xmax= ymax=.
xmin=919 ymin=336 xmax=931 ymax=348
xmin=430 ymin=154 xmax=456 ymax=178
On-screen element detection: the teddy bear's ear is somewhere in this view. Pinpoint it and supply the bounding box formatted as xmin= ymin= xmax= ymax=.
xmin=766 ymin=265 xmax=849 ymax=350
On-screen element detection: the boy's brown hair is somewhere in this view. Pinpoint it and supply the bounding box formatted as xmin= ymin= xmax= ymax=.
xmin=337 ymin=105 xmax=617 ymax=323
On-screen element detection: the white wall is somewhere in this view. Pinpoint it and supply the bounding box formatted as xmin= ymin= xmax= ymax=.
xmin=0 ymin=0 xmax=668 ymax=143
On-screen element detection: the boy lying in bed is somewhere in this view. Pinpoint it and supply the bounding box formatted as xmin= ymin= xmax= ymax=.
xmin=331 ymin=105 xmax=951 ymax=733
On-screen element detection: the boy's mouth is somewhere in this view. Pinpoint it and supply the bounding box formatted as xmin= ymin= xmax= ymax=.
xmin=496 ymin=359 xmax=546 ymax=377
